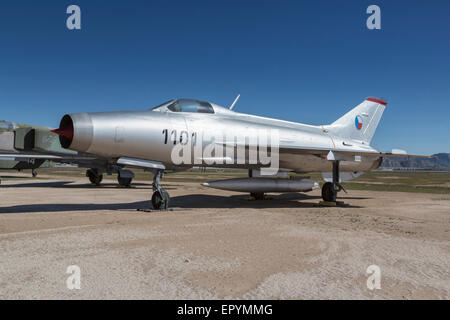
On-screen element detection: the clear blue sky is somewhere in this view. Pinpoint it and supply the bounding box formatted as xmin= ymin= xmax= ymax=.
xmin=0 ymin=0 xmax=448 ymax=154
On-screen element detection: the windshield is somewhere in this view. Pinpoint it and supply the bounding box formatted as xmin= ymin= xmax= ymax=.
xmin=167 ymin=99 xmax=214 ymax=113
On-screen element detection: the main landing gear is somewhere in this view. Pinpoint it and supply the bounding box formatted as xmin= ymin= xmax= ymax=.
xmin=321 ymin=160 xmax=345 ymax=202
xmin=86 ymin=168 xmax=103 ymax=186
xmin=151 ymin=170 xmax=170 ymax=210
xmin=86 ymin=168 xmax=134 ymax=187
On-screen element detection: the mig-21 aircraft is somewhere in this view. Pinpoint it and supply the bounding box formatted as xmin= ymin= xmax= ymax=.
xmin=46 ymin=96 xmax=428 ymax=209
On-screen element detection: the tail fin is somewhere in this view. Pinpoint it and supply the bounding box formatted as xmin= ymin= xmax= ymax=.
xmin=326 ymin=97 xmax=387 ymax=144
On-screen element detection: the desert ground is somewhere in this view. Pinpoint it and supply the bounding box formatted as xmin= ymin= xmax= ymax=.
xmin=0 ymin=170 xmax=449 ymax=299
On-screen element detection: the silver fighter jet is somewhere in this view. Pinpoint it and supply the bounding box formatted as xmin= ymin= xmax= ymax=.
xmin=49 ymin=96 xmax=427 ymax=209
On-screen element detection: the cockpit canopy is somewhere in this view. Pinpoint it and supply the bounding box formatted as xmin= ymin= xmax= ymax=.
xmin=152 ymin=99 xmax=215 ymax=114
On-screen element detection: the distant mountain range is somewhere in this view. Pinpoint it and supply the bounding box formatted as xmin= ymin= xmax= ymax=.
xmin=380 ymin=153 xmax=450 ymax=171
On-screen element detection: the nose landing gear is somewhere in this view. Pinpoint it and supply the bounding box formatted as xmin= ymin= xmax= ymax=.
xmin=151 ymin=170 xmax=169 ymax=210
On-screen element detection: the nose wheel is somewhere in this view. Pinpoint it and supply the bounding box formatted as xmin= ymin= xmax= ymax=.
xmin=151 ymin=170 xmax=169 ymax=210
xmin=151 ymin=189 xmax=170 ymax=209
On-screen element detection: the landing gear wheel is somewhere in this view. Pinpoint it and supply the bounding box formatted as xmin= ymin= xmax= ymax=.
xmin=151 ymin=170 xmax=169 ymax=209
xmin=321 ymin=182 xmax=335 ymax=202
xmin=250 ymin=192 xmax=265 ymax=200
xmin=151 ymin=189 xmax=169 ymax=210
xmin=32 ymin=169 xmax=38 ymax=178
xmin=118 ymin=177 xmax=132 ymax=187
xmin=86 ymin=169 xmax=103 ymax=186
xmin=89 ymin=173 xmax=103 ymax=185
xmin=151 ymin=191 xmax=163 ymax=209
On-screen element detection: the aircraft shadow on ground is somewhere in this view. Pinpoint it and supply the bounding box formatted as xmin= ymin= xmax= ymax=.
xmin=0 ymin=181 xmax=75 ymax=188
xmin=0 ymin=175 xmax=36 ymax=179
xmin=0 ymin=179 xmax=365 ymax=213
xmin=0 ymin=201 xmax=152 ymax=214
xmin=0 ymin=192 xmax=364 ymax=214
xmin=170 ymin=193 xmax=363 ymax=209
xmin=0 ymin=180 xmax=154 ymax=189
xmin=0 ymin=178 xmax=371 ymax=200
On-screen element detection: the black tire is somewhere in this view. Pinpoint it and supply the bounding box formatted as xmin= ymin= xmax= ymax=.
xmin=250 ymin=192 xmax=265 ymax=200
xmin=90 ymin=174 xmax=103 ymax=186
xmin=151 ymin=191 xmax=163 ymax=209
xmin=118 ymin=177 xmax=132 ymax=187
xmin=32 ymin=170 xmax=38 ymax=178
xmin=321 ymin=182 xmax=335 ymax=202
xmin=87 ymin=169 xmax=103 ymax=186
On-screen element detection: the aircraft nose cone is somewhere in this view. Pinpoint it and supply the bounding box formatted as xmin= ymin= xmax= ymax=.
xmin=201 ymin=182 xmax=209 ymax=187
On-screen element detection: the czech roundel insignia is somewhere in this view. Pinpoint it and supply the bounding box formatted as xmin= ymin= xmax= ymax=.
xmin=355 ymin=115 xmax=363 ymax=130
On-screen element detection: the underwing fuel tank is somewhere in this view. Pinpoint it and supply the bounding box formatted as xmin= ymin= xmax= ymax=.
xmin=201 ymin=178 xmax=319 ymax=193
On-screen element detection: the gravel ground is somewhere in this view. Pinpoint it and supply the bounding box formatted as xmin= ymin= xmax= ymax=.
xmin=0 ymin=173 xmax=449 ymax=299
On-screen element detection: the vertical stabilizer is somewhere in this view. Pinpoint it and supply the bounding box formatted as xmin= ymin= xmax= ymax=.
xmin=326 ymin=97 xmax=387 ymax=144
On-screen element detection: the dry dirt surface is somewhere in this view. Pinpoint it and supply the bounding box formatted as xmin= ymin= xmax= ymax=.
xmin=0 ymin=174 xmax=449 ymax=299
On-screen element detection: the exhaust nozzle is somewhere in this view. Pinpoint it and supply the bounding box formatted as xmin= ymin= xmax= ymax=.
xmin=52 ymin=113 xmax=93 ymax=152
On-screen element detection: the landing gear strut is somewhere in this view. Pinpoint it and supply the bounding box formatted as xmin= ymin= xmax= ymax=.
xmin=86 ymin=168 xmax=103 ymax=186
xmin=321 ymin=160 xmax=341 ymax=202
xmin=151 ymin=170 xmax=169 ymax=210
